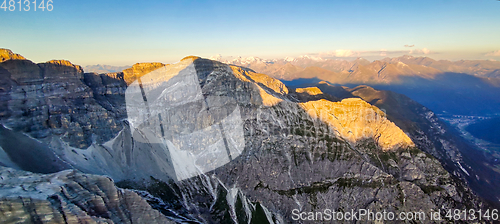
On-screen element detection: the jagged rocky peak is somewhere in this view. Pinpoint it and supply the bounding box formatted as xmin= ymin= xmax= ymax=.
xmin=0 ymin=48 xmax=26 ymax=62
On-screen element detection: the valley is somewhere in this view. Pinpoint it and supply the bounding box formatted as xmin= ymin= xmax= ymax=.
xmin=440 ymin=115 xmax=500 ymax=174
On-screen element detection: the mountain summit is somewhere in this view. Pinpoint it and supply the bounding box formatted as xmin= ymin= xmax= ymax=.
xmin=0 ymin=49 xmax=26 ymax=62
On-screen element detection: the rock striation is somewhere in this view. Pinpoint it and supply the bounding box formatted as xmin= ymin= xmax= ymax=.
xmin=0 ymin=166 xmax=174 ymax=223
xmin=0 ymin=57 xmax=123 ymax=149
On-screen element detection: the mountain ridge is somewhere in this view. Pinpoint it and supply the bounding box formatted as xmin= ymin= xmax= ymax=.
xmin=215 ymin=54 xmax=500 ymax=81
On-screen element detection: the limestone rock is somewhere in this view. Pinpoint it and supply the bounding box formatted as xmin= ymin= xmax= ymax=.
xmin=0 ymin=57 xmax=122 ymax=148
xmin=0 ymin=166 xmax=174 ymax=224
xmin=299 ymin=98 xmax=415 ymax=150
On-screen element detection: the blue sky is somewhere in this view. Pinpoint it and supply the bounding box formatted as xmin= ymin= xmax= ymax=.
xmin=1 ymin=0 xmax=499 ymax=65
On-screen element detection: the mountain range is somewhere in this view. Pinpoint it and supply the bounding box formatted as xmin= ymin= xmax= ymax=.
xmin=0 ymin=48 xmax=499 ymax=223
xmin=212 ymin=55 xmax=500 ymax=116
xmin=214 ymin=54 xmax=500 ymax=80
xmin=83 ymin=64 xmax=131 ymax=74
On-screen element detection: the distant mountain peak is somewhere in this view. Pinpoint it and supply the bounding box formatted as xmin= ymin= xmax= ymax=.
xmin=400 ymin=55 xmax=415 ymax=59
xmin=209 ymin=55 xmax=274 ymax=65
xmin=83 ymin=64 xmax=131 ymax=74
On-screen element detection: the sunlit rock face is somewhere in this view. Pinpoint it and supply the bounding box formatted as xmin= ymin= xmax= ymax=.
xmin=295 ymin=87 xmax=322 ymax=95
xmin=0 ymin=49 xmax=25 ymax=62
xmin=299 ymin=98 xmax=415 ymax=151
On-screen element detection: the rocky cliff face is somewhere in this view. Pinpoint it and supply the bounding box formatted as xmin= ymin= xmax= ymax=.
xmin=83 ymin=72 xmax=128 ymax=119
xmin=0 ymin=166 xmax=174 ymax=224
xmin=0 ymin=57 xmax=123 ymax=149
xmin=299 ymin=98 xmax=414 ymax=150
xmin=0 ymin=50 xmax=494 ymax=223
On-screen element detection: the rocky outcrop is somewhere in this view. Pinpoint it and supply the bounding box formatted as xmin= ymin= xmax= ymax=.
xmin=0 ymin=49 xmax=26 ymax=62
xmin=0 ymin=166 xmax=174 ymax=223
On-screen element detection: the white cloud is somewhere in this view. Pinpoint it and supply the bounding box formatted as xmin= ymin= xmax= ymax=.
xmin=318 ymin=49 xmax=360 ymax=58
xmin=409 ymin=48 xmax=432 ymax=55
xmin=209 ymin=54 xmax=222 ymax=60
xmin=404 ymin=45 xmax=415 ymax=48
xmin=380 ymin=49 xmax=387 ymax=57
xmin=334 ymin=49 xmax=356 ymax=57
xmin=486 ymin=50 xmax=500 ymax=57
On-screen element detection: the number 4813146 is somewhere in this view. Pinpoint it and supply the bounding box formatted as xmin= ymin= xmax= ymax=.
xmin=1 ymin=0 xmax=53 ymax=11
